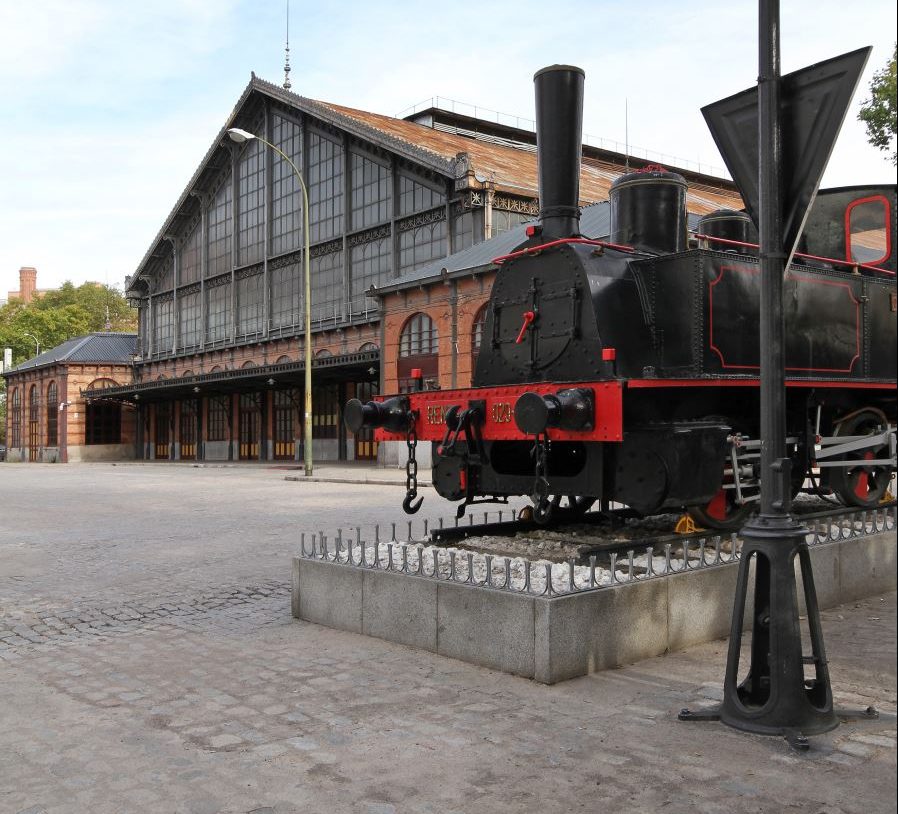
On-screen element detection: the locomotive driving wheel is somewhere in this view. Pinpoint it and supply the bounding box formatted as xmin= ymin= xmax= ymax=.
xmin=687 ymin=487 xmax=752 ymax=531
xmin=829 ymin=409 xmax=894 ymax=508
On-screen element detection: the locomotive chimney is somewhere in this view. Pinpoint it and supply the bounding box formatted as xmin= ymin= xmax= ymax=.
xmin=534 ymin=65 xmax=585 ymax=240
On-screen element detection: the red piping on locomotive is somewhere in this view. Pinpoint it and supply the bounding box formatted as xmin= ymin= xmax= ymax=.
xmin=492 ymin=237 xmax=637 ymax=266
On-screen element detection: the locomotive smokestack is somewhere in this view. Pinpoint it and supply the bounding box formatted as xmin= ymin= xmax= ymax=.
xmin=534 ymin=65 xmax=585 ymax=239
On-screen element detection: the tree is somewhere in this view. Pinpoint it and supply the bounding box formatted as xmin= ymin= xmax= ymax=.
xmin=0 ymin=282 xmax=136 ymax=367
xmin=858 ymin=44 xmax=897 ymax=166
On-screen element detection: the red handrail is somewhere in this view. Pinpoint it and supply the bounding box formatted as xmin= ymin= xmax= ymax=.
xmin=492 ymin=237 xmax=636 ymax=265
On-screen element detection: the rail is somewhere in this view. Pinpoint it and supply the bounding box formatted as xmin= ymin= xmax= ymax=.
xmin=298 ymin=505 xmax=896 ymax=597
xmin=694 ymin=232 xmax=896 ymax=277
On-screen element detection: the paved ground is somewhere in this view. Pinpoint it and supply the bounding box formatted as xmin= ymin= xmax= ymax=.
xmin=0 ymin=463 xmax=895 ymax=814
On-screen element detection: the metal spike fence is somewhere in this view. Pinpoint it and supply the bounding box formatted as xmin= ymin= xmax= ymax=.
xmin=298 ymin=506 xmax=896 ymax=598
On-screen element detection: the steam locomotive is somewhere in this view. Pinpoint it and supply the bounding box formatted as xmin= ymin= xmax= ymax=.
xmin=345 ymin=65 xmax=897 ymax=530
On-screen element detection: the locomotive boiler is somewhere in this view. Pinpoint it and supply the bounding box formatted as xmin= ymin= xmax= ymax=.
xmin=345 ymin=65 xmax=897 ymax=530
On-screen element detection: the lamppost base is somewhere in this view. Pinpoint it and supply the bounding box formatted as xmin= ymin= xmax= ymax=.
xmin=680 ymin=513 xmax=844 ymax=748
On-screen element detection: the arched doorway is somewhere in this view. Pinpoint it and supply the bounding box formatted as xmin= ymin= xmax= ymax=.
xmin=46 ymin=381 xmax=58 ymax=447
xmin=273 ymin=389 xmax=298 ymax=460
xmin=179 ymin=399 xmax=198 ymax=460
xmin=28 ymin=384 xmax=40 ymax=461
xmin=154 ymin=402 xmax=171 ymax=459
xmin=239 ymin=393 xmax=262 ymax=460
xmin=398 ymin=313 xmax=438 ymax=392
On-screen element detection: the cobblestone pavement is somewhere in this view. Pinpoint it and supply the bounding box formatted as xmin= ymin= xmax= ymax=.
xmin=1 ymin=464 xmax=895 ymax=814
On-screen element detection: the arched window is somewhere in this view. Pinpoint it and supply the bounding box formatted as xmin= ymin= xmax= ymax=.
xmin=47 ymin=381 xmax=58 ymax=447
xmin=210 ymin=365 xmax=223 ymax=373
xmin=28 ymin=384 xmax=40 ymax=460
xmin=398 ymin=312 xmax=439 ymax=392
xmin=471 ymin=303 xmax=489 ymax=379
xmin=10 ymin=388 xmax=22 ymax=448
xmin=241 ymin=360 xmax=257 ymax=369
xmin=316 ymin=349 xmax=333 ymax=358
xmin=359 ymin=342 xmax=379 ymax=353
xmin=276 ymin=355 xmax=292 ymax=364
xmin=180 ymin=370 xmax=194 ymax=378
xmin=88 ymin=378 xmax=120 ymax=390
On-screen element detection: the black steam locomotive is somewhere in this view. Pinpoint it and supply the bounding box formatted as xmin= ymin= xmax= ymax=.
xmin=346 ymin=65 xmax=897 ymax=530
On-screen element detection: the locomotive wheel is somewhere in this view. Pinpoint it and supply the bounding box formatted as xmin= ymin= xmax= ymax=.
xmin=558 ymin=495 xmax=596 ymax=518
xmin=530 ymin=495 xmax=596 ymax=526
xmin=687 ymin=489 xmax=752 ymax=531
xmin=829 ymin=410 xmax=894 ymax=508
xmin=689 ymin=459 xmax=808 ymax=531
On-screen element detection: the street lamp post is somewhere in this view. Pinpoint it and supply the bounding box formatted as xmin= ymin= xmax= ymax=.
xmin=227 ymin=127 xmax=313 ymax=476
xmin=23 ymin=332 xmax=40 ymax=357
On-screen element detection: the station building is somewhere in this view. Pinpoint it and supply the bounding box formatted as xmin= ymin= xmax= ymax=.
xmin=3 ymin=333 xmax=137 ymax=463
xmin=52 ymin=76 xmax=741 ymax=465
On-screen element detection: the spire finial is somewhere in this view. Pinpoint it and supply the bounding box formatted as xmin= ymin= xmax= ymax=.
xmin=283 ymin=0 xmax=292 ymax=91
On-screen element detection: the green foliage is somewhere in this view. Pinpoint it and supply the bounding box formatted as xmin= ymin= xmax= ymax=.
xmin=0 ymin=282 xmax=137 ymax=367
xmin=858 ymin=44 xmax=897 ymax=165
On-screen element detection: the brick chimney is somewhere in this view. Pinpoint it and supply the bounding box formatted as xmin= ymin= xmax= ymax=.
xmin=19 ymin=267 xmax=37 ymax=303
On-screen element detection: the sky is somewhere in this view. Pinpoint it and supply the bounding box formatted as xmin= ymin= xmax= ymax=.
xmin=0 ymin=0 xmax=895 ymax=297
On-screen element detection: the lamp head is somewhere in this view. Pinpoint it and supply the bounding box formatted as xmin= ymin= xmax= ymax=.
xmin=227 ymin=127 xmax=256 ymax=144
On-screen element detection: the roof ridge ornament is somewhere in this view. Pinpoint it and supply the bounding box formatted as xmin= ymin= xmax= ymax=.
xmin=283 ymin=0 xmax=292 ymax=91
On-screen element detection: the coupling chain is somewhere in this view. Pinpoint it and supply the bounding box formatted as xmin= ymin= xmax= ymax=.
xmin=531 ymin=431 xmax=552 ymax=522
xmin=403 ymin=410 xmax=423 ymax=514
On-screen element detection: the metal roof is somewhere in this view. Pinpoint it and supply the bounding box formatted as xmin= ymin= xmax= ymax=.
xmin=130 ymin=75 xmax=743 ymax=292
xmin=371 ymin=204 xmax=704 ymax=294
xmin=4 ymin=333 xmax=138 ymax=376
xmin=81 ymin=349 xmax=379 ymax=403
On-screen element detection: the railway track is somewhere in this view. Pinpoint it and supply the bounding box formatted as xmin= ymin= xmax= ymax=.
xmin=429 ymin=499 xmax=897 ymax=563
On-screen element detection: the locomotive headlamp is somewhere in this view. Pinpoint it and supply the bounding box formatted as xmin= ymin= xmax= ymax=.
xmin=344 ymin=396 xmax=411 ymax=434
xmin=514 ymin=388 xmax=594 ymax=435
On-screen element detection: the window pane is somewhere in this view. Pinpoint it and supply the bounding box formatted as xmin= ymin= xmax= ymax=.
xmin=349 ymin=236 xmax=389 ymax=315
xmin=848 ymin=197 xmax=889 ymax=265
xmin=308 ymin=130 xmax=344 ymax=243
xmin=310 ymin=249 xmax=343 ymax=324
xmin=271 ymin=114 xmax=303 ymax=256
xmin=236 ymin=273 xmax=264 ymax=337
xmin=208 ymin=174 xmax=233 ymax=277
xmin=270 ymin=260 xmax=302 ymax=330
xmin=351 ymin=150 xmax=391 ymax=229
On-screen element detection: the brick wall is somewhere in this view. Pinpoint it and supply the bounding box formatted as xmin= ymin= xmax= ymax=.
xmin=136 ymin=325 xmax=381 ymax=381
xmin=381 ymin=272 xmax=495 ymax=393
xmin=3 ymin=362 xmax=136 ymax=463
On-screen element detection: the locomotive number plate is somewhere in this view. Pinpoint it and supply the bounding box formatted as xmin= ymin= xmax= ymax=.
xmin=426 ymin=405 xmax=447 ymax=425
xmin=491 ymin=402 xmax=512 ymax=424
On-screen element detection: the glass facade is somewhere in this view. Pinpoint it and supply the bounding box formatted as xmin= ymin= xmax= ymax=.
xmin=134 ymin=106 xmax=496 ymax=364
xmin=206 ymin=280 xmax=231 ymax=344
xmin=399 ymin=217 xmax=447 ymax=275
xmin=398 ymin=174 xmax=445 ymax=216
xmin=236 ymin=272 xmax=264 ymax=337
xmin=270 ymin=260 xmax=302 ymax=330
xmin=271 ymin=114 xmax=303 ymax=256
xmin=351 ymin=150 xmax=391 ymax=229
xmin=237 ymin=138 xmax=265 ymax=267
xmin=153 ymin=297 xmax=174 ymax=354
xmin=178 ymin=289 xmax=201 ymax=349
xmin=208 ymin=175 xmax=233 ymax=278
xmin=349 ymin=236 xmax=390 ymax=315
xmin=307 ymin=129 xmax=344 ymax=242
xmin=179 ymin=219 xmax=202 ymax=285
xmin=310 ymin=249 xmax=343 ymax=323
